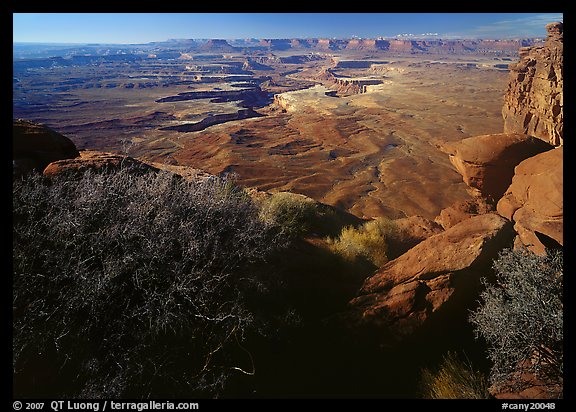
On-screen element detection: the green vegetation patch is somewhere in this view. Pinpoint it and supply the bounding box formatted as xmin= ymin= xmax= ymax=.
xmin=326 ymin=217 xmax=396 ymax=268
xmin=258 ymin=191 xmax=347 ymax=238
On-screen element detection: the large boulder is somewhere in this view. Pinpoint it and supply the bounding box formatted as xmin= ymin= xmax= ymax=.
xmin=496 ymin=147 xmax=563 ymax=255
xmin=502 ymin=22 xmax=563 ymax=146
xmin=43 ymin=151 xmax=159 ymax=178
xmin=349 ymin=213 xmax=514 ymax=341
xmin=388 ymin=215 xmax=444 ymax=259
xmin=13 ymin=119 xmax=79 ymax=176
xmin=445 ymin=133 xmax=552 ymax=201
xmin=435 ymin=196 xmax=494 ymax=230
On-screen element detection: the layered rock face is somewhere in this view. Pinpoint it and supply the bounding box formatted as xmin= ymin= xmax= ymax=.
xmin=258 ymin=39 xmax=292 ymax=50
xmin=13 ymin=119 xmax=79 ymax=176
xmin=198 ymin=39 xmax=238 ymax=52
xmin=502 ymin=22 xmax=563 ymax=146
xmin=497 ymin=147 xmax=563 ymax=255
xmin=446 ymin=22 xmax=563 ymax=256
xmin=345 ymin=39 xmax=389 ymax=50
xmin=314 ymin=67 xmax=382 ymax=95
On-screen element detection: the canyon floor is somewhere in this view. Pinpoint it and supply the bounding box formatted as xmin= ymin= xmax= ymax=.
xmin=14 ymin=50 xmax=510 ymax=220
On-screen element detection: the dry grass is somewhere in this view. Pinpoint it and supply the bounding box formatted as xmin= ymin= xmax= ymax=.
xmin=419 ymin=352 xmax=490 ymax=399
xmin=325 ymin=217 xmax=396 ymax=267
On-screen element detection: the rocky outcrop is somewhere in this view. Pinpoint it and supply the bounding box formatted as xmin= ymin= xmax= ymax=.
xmin=492 ymin=365 xmax=563 ymax=399
xmin=314 ymin=67 xmax=382 ymax=95
xmin=198 ymin=39 xmax=238 ymax=52
xmin=316 ymin=39 xmax=342 ymax=50
xmin=349 ymin=213 xmax=514 ymax=341
xmin=389 ymin=215 xmax=443 ymax=259
xmin=345 ymin=39 xmax=389 ymax=50
xmin=388 ymin=40 xmax=426 ymax=53
xmin=434 ymin=197 xmax=494 ymax=230
xmin=445 ymin=133 xmax=553 ymax=201
xmin=496 ymin=147 xmax=563 ymax=255
xmin=160 ymin=109 xmax=263 ymax=133
xmin=315 ymin=67 xmax=337 ymax=81
xmin=43 ymin=151 xmax=159 ymax=178
xmin=258 ymin=39 xmax=292 ymax=50
xmin=13 ymin=119 xmax=79 ymax=177
xmin=242 ymin=58 xmax=272 ymax=71
xmin=502 ymin=22 xmax=563 ymax=146
xmin=332 ymin=78 xmax=382 ymax=95
xmin=273 ymin=93 xmax=293 ymax=112
xmin=278 ymin=54 xmax=325 ymax=64
xmin=155 ymin=87 xmax=268 ymax=107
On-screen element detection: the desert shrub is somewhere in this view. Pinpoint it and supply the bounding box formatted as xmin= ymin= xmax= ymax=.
xmin=419 ymin=351 xmax=490 ymax=399
xmin=259 ymin=192 xmax=323 ymax=238
xmin=326 ymin=218 xmax=395 ymax=267
xmin=13 ymin=170 xmax=288 ymax=398
xmin=469 ymin=248 xmax=563 ymax=394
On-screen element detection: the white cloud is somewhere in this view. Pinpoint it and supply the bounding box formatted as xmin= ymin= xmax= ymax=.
xmin=470 ymin=13 xmax=563 ymax=38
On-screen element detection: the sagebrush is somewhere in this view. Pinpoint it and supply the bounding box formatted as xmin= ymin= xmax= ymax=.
xmin=259 ymin=191 xmax=344 ymax=238
xmin=469 ymin=248 xmax=563 ymax=396
xmin=326 ymin=218 xmax=396 ymax=267
xmin=13 ymin=169 xmax=288 ymax=398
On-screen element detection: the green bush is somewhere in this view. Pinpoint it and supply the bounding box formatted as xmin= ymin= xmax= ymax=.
xmin=469 ymin=248 xmax=563 ymax=395
xmin=419 ymin=352 xmax=490 ymax=399
xmin=259 ymin=192 xmax=323 ymax=238
xmin=13 ymin=170 xmax=288 ymax=398
xmin=326 ymin=218 xmax=395 ymax=267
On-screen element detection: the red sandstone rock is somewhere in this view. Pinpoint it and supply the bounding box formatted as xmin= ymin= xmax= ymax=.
xmin=388 ymin=40 xmax=423 ymax=53
xmin=313 ymin=67 xmax=381 ymax=95
xmin=502 ymin=22 xmax=563 ymax=146
xmin=344 ymin=39 xmax=389 ymax=50
xmin=389 ymin=215 xmax=443 ymax=258
xmin=435 ymin=197 xmax=494 ymax=230
xmin=43 ymin=151 xmax=159 ymax=178
xmin=444 ymin=133 xmax=552 ymax=201
xmin=491 ymin=361 xmax=563 ymax=399
xmin=13 ymin=119 xmax=79 ymax=176
xmin=349 ymin=213 xmax=514 ymax=339
xmin=496 ymin=147 xmax=563 ymax=255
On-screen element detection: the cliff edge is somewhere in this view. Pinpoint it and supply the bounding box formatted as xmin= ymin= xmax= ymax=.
xmin=502 ymin=22 xmax=563 ymax=146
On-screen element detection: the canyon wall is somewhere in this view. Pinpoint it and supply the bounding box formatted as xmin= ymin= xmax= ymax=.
xmin=347 ymin=23 xmax=564 ymax=382
xmin=502 ymin=22 xmax=563 ymax=146
xmin=313 ymin=67 xmax=382 ymax=95
xmin=246 ymin=38 xmax=543 ymax=55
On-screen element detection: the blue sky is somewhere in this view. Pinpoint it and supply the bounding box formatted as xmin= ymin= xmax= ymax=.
xmin=13 ymin=13 xmax=563 ymax=44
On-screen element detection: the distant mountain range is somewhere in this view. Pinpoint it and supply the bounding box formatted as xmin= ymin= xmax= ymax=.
xmin=13 ymin=36 xmax=544 ymax=59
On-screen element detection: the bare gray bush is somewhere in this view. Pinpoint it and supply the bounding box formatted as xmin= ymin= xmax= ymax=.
xmin=469 ymin=248 xmax=563 ymax=395
xmin=13 ymin=169 xmax=288 ymax=398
